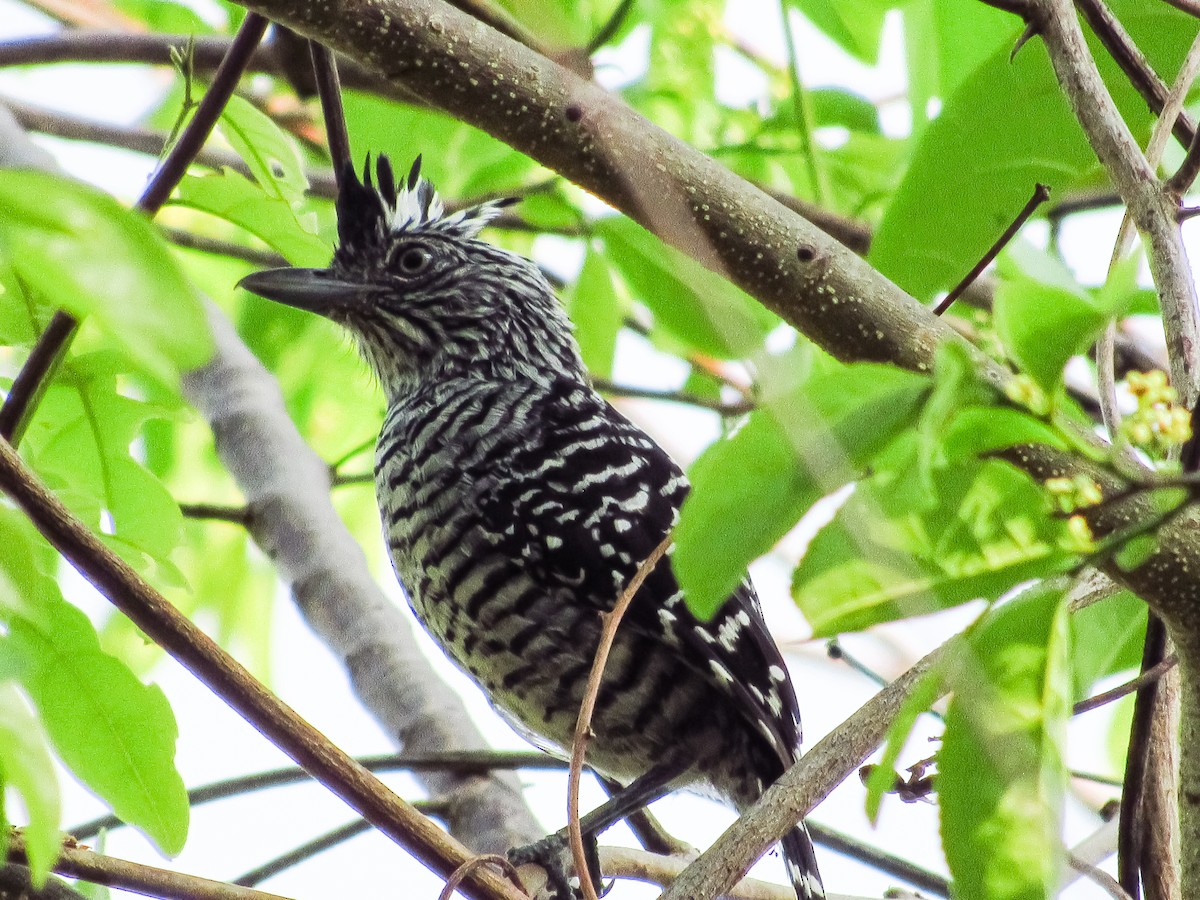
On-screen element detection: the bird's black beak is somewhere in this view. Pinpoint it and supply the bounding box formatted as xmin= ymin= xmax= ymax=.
xmin=238 ymin=267 xmax=364 ymax=314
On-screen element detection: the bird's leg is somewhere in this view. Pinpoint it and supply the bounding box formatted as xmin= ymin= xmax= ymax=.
xmin=508 ymin=757 xmax=688 ymax=899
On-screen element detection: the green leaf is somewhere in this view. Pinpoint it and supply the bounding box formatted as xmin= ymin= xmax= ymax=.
xmin=174 ymin=170 xmax=330 ymax=268
xmin=0 ymin=513 xmax=187 ymax=854
xmin=793 ymin=460 xmax=1075 ymax=634
xmin=941 ymin=407 xmax=1069 ymax=462
xmin=0 ymin=679 xmax=61 ymax=883
xmin=676 ymin=361 xmax=929 ymax=617
xmin=0 ymin=170 xmax=212 ymax=385
xmin=939 ymin=584 xmax=1071 ymax=900
xmin=786 ymin=0 xmax=890 ymax=64
xmin=567 ymin=249 xmax=623 ymax=379
xmin=902 ymin=0 xmax=1017 ymax=133
xmin=596 ymin=217 xmax=780 ymax=359
xmin=24 ymin=353 xmax=184 ymax=577
xmin=994 ymin=243 xmax=1139 ymax=392
xmin=865 ymin=667 xmax=943 ymax=822
xmin=810 ymin=88 xmax=881 ymax=134
xmin=219 ymin=95 xmax=310 ymax=206
xmin=872 ymin=0 xmax=1194 ymax=300
xmin=111 ymin=0 xmax=213 ymax=31
xmin=1071 ymin=591 xmax=1145 ymax=700
xmin=6 ymin=599 xmax=188 ymax=856
xmin=343 ymin=91 xmax=537 ymax=199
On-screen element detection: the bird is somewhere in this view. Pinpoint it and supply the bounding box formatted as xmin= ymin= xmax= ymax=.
xmin=240 ymin=154 xmax=825 ymax=900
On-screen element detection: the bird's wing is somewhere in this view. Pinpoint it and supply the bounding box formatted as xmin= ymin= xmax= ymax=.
xmin=469 ymin=381 xmax=802 ymax=763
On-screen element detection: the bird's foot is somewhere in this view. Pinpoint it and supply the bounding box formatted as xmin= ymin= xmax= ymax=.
xmin=507 ymin=830 xmax=606 ymax=900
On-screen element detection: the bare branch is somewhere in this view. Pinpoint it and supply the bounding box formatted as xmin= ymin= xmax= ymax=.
xmin=567 ymin=535 xmax=673 ymax=900
xmin=1075 ymin=0 xmax=1197 ymax=148
xmin=7 ymin=833 xmax=294 ymax=900
xmin=658 ymin=640 xmax=949 ymax=900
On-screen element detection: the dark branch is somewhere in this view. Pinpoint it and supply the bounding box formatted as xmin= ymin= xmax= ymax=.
xmin=1074 ymin=653 xmax=1178 ymax=715
xmin=1165 ymin=125 xmax=1200 ymax=199
xmin=933 ymin=182 xmax=1050 ymax=316
xmin=0 ymin=310 xmax=77 ymax=446
xmin=180 ymin=502 xmax=253 ymax=525
xmin=1074 ymin=0 xmax=1197 ymax=148
xmin=0 ymin=31 xmax=398 ymax=98
xmin=308 ymin=40 xmax=351 ymax=177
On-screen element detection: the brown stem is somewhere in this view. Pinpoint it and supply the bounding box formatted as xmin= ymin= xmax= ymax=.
xmin=932 ymin=182 xmax=1050 ymax=316
xmin=567 ymin=535 xmax=672 ymax=900
xmin=7 ymin=833 xmax=292 ymax=900
xmin=1073 ymin=653 xmax=1177 ymax=715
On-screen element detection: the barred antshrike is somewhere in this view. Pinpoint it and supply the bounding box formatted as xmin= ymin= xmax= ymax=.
xmin=241 ymin=156 xmax=825 ymax=900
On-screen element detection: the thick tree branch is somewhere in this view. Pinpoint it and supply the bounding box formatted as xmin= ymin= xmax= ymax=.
xmin=227 ymin=0 xmax=963 ymax=375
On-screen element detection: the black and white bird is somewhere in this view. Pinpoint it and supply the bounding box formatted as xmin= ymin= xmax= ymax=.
xmin=240 ymin=156 xmax=825 ymax=900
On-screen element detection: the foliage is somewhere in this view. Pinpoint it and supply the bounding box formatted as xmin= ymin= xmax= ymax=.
xmin=0 ymin=0 xmax=1188 ymax=896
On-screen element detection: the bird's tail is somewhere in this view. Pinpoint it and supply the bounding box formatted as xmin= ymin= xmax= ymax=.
xmin=781 ymin=821 xmax=826 ymax=900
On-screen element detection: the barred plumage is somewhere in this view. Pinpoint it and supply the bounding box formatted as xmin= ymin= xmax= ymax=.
xmin=241 ymin=156 xmax=825 ymax=900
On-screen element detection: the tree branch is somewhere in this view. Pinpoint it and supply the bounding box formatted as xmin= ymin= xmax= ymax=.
xmin=0 ymin=31 xmax=397 ymax=98
xmin=0 ymin=436 xmax=527 ymax=900
xmin=227 ymin=0 xmax=965 ymax=375
xmin=7 ymin=833 xmax=293 ymax=900
xmin=1032 ymin=0 xmax=1200 ymax=407
xmin=1074 ymin=0 xmax=1197 ymax=149
xmin=658 ymin=640 xmax=949 ymax=900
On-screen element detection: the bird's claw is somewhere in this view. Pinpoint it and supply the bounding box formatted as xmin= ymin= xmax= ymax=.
xmin=507 ymin=830 xmax=606 ymax=900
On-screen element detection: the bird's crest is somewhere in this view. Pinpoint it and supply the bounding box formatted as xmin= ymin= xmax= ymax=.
xmin=336 ymin=154 xmax=516 ymax=252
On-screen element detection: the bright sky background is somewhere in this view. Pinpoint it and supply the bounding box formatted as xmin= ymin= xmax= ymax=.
xmin=0 ymin=1 xmax=1160 ymax=896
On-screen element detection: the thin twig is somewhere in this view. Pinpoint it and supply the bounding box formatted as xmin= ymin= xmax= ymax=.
xmin=806 ymin=822 xmax=950 ymax=896
xmin=568 ymin=534 xmax=673 ymax=900
xmin=1162 ymin=0 xmax=1200 ymax=17
xmin=1074 ymin=654 xmax=1178 ymax=715
xmin=592 ymin=378 xmax=753 ymax=415
xmin=932 ymin=182 xmax=1050 ymax=316
xmin=7 ymin=833 xmax=292 ymax=900
xmin=180 ymin=502 xmax=253 ymax=525
xmin=0 ymin=439 xmax=525 ymax=900
xmin=70 ymin=751 xmax=571 ymax=841
xmin=2 ymin=94 xmax=340 ymax=195
xmin=585 ymin=0 xmax=636 ymax=54
xmin=438 ymin=856 xmax=526 ymax=900
xmin=1069 ymin=853 xmax=1136 ymax=900
xmin=140 ymin=14 xmax=269 ymax=213
xmin=1165 ymin=125 xmax=1200 ymax=199
xmin=163 ymin=226 xmax=289 ymax=267
xmin=232 ymin=812 xmax=461 ymax=887
xmin=777 ymin=0 xmax=825 ymax=205
xmin=0 ymin=310 xmax=77 ymax=446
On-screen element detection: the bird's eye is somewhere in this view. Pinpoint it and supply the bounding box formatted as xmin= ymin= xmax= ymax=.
xmin=396 ymin=246 xmax=432 ymax=275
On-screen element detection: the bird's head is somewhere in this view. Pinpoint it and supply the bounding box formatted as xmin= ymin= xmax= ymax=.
xmin=240 ymin=155 xmax=583 ymax=399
